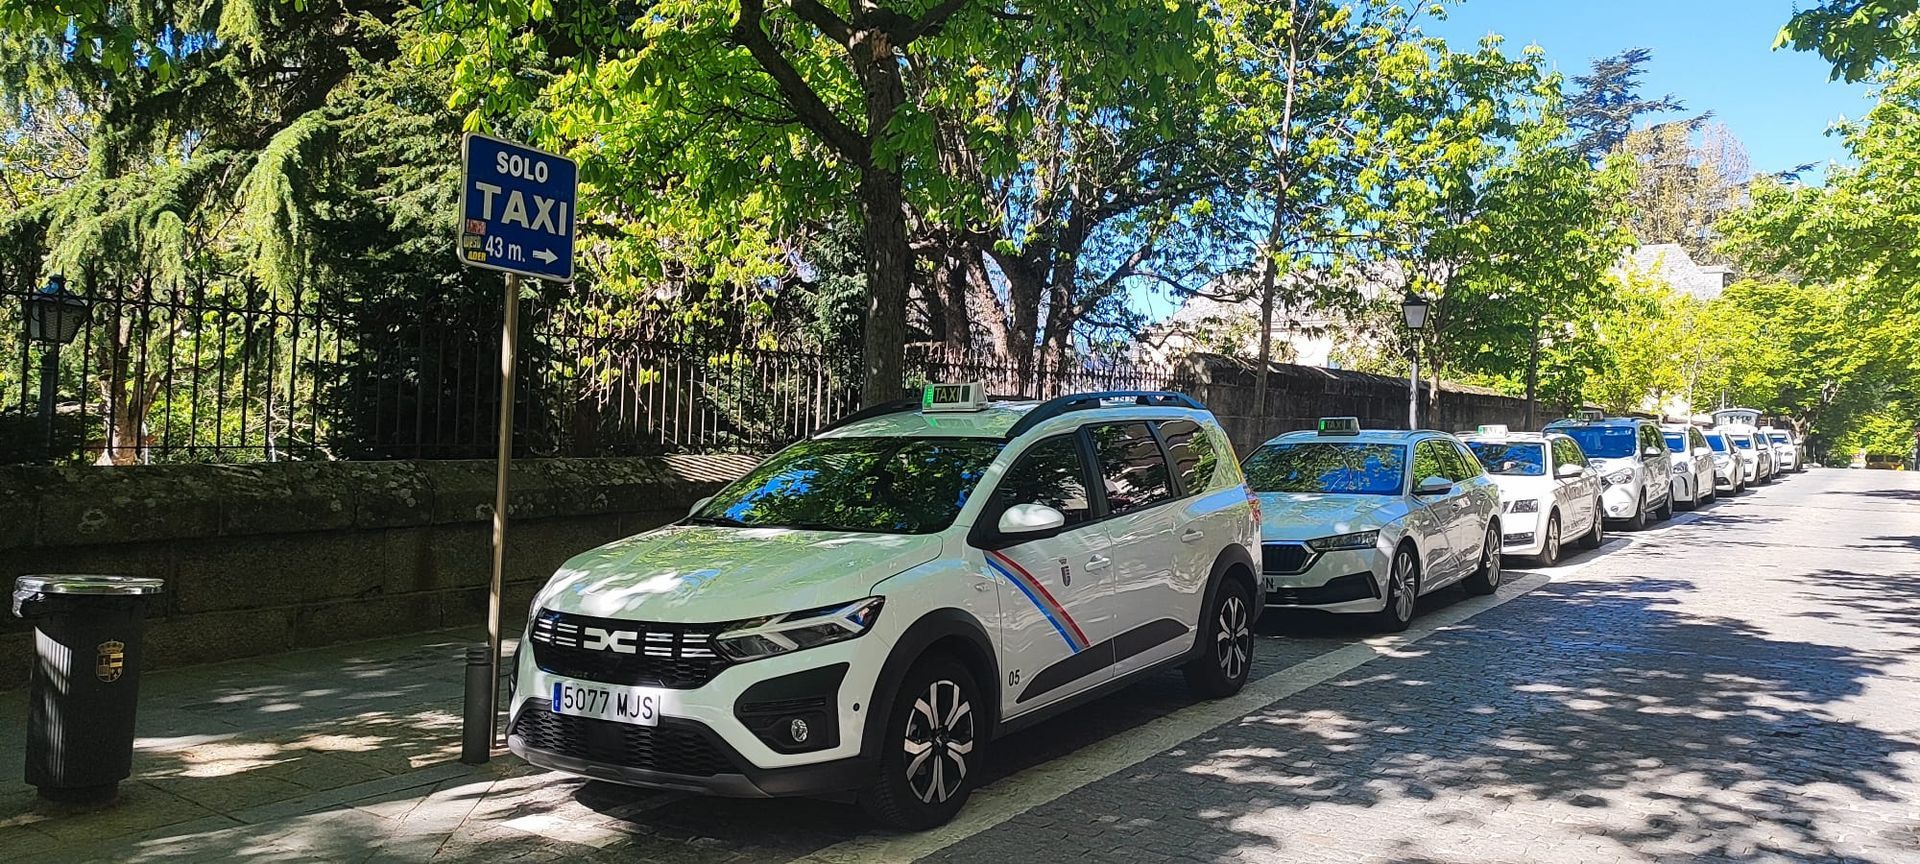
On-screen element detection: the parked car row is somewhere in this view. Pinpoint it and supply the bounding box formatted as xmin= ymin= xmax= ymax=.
xmin=500 ymin=387 xmax=1796 ymax=831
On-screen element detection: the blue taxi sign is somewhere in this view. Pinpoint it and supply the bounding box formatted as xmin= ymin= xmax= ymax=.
xmin=458 ymin=133 xmax=577 ymax=282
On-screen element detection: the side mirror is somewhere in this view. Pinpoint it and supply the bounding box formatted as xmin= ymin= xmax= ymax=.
xmin=1642 ymin=446 xmax=1666 ymax=458
xmin=1413 ymin=476 xmax=1453 ymax=496
xmin=998 ymin=503 xmax=1067 ymax=537
xmin=689 ymin=495 xmax=712 ymax=517
xmin=1554 ymin=463 xmax=1583 ymax=479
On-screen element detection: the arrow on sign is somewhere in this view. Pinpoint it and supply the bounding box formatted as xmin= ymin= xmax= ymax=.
xmin=532 ymin=249 xmax=558 ymax=265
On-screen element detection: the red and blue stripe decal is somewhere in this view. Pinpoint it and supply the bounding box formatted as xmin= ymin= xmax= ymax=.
xmin=985 ymin=550 xmax=1090 ymax=653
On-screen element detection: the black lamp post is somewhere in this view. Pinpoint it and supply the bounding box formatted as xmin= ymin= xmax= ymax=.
xmin=24 ymin=275 xmax=91 ymax=461
xmin=1401 ymin=292 xmax=1431 ymax=429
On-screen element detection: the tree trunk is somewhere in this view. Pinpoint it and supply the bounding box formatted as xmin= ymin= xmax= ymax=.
xmin=1524 ymin=313 xmax=1541 ymax=429
xmin=857 ymin=167 xmax=911 ymax=405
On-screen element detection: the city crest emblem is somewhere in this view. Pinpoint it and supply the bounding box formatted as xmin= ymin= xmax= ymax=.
xmin=96 ymin=640 xmax=125 ymax=683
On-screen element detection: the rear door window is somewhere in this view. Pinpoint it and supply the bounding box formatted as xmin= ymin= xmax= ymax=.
xmin=1088 ymin=422 xmax=1175 ymax=515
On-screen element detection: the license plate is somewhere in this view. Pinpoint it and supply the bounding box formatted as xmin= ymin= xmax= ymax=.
xmin=550 ymin=680 xmax=662 ymax=727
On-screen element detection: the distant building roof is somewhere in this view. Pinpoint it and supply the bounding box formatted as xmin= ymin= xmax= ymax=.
xmin=1621 ymin=244 xmax=1732 ymax=300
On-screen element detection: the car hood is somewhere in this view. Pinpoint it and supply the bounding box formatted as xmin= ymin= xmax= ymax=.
xmin=1487 ymin=475 xmax=1551 ymax=501
xmin=532 ymin=525 xmax=944 ymax=623
xmin=1256 ymin=492 xmax=1408 ymax=542
xmin=1590 ymin=456 xmax=1639 ymax=475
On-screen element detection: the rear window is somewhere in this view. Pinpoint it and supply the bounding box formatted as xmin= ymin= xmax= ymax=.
xmin=1243 ymin=442 xmax=1406 ymax=496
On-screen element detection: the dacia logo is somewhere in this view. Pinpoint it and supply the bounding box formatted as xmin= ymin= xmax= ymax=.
xmin=580 ymin=627 xmax=639 ymax=654
xmin=96 ymin=640 xmax=125 ymax=683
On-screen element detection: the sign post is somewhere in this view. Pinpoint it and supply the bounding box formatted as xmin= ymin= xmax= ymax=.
xmin=457 ymin=133 xmax=577 ymax=754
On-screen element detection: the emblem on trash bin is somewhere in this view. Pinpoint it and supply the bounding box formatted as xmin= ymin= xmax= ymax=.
xmin=96 ymin=640 xmax=125 ymax=683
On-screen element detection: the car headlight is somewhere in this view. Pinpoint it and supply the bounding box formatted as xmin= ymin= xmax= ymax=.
xmin=1506 ymin=499 xmax=1538 ymax=514
xmin=713 ymin=597 xmax=885 ymax=662
xmin=1306 ymin=530 xmax=1379 ymax=552
xmin=1605 ymin=469 xmax=1634 ymax=485
xmin=1671 ymin=461 xmax=1688 ymax=473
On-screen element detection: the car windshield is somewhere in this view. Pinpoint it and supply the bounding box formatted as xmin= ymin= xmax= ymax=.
xmin=1466 ymin=441 xmax=1545 ymax=476
xmin=1243 ymin=442 xmax=1406 ymax=495
xmin=1664 ymin=433 xmax=1686 ymax=453
xmin=1707 ymin=435 xmax=1728 ymax=453
xmin=1557 ymin=425 xmax=1637 ymax=459
xmin=691 ymin=436 xmax=1004 ymax=534
xmin=1769 ymin=432 xmax=1791 ymax=443
xmin=1732 ymin=436 xmax=1753 ymax=449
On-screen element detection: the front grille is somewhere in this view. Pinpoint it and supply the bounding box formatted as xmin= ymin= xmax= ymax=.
xmin=529 ymin=608 xmax=728 ymax=689
xmin=510 ymin=703 xmax=734 ymax=776
xmin=1268 ymin=571 xmax=1378 ymax=606
xmin=1262 ymin=542 xmax=1314 ymax=575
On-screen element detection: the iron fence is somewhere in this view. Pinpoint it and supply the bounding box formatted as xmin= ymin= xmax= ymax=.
xmin=2 ymin=283 xmax=1193 ymax=466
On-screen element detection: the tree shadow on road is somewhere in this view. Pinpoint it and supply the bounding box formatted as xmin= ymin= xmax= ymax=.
xmin=917 ymin=576 xmax=1919 ymax=864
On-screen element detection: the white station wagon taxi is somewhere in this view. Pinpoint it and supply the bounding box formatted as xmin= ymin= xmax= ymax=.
xmin=1459 ymin=426 xmax=1605 ymax=565
xmin=1243 ymin=418 xmax=1503 ymax=631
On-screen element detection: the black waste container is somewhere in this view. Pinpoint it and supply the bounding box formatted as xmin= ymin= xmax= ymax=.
xmin=11 ymin=575 xmax=166 ymax=803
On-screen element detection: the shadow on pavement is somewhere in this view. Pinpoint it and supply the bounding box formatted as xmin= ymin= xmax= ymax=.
xmin=918 ymin=575 xmax=1919 ymax=864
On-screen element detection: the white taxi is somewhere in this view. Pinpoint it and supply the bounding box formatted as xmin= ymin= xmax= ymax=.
xmin=1458 ymin=426 xmax=1604 ymax=565
xmin=1243 ymin=418 xmax=1503 ymax=632
xmin=508 ymin=384 xmax=1261 ymax=829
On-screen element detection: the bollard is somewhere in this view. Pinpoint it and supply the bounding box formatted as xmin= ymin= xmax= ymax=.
xmin=460 ymin=645 xmax=493 ymax=764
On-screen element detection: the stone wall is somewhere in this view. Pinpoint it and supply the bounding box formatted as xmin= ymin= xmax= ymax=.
xmin=1185 ymin=355 xmax=1580 ymax=454
xmin=0 ymin=455 xmax=755 ymax=688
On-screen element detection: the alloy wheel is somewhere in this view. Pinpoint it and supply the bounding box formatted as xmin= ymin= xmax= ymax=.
xmin=1215 ymin=594 xmax=1252 ymax=680
xmin=903 ymin=680 xmax=975 ymax=804
xmin=1392 ymin=551 xmax=1417 ymax=620
xmin=1545 ymin=518 xmax=1560 ymax=563
xmin=1484 ymin=529 xmax=1502 ymax=588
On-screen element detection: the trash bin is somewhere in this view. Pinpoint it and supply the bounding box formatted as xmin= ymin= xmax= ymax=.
xmin=11 ymin=575 xmax=166 ymax=803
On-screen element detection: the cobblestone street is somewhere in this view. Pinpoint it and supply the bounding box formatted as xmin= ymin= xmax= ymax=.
xmin=4 ymin=467 xmax=1917 ymax=863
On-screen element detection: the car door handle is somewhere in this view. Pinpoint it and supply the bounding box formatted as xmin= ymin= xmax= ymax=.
xmin=1086 ymin=555 xmax=1112 ymax=571
xmin=1180 ymin=528 xmax=1205 ymax=543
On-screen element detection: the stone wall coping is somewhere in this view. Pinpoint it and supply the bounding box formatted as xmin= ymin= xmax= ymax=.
xmin=0 ymin=454 xmax=759 ymax=551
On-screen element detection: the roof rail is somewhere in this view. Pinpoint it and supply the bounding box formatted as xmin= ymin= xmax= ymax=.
xmin=812 ymin=396 xmax=920 ymax=437
xmin=1003 ymin=390 xmax=1203 ymax=440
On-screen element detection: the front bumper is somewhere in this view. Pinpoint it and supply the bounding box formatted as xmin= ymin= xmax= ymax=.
xmin=1262 ymin=547 xmax=1388 ymax=614
xmin=1600 ymin=482 xmax=1642 ymax=519
xmin=1498 ymin=508 xmax=1546 ymax=556
xmin=508 ymin=700 xmax=877 ymax=797
xmin=508 ymin=619 xmax=883 ymax=795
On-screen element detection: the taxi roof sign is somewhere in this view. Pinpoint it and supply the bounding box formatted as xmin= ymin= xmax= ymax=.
xmin=1577 ymin=409 xmax=1605 ymax=422
xmin=922 ymin=381 xmax=988 ymax=413
xmin=1317 ymin=416 xmax=1361 ymax=435
xmin=1476 ymin=424 xmax=1509 ymax=438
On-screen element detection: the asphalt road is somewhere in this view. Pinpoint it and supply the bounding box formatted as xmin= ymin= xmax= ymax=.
xmin=468 ymin=466 xmax=1920 ymax=864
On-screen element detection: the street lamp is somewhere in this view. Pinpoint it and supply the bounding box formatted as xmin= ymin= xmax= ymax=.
xmin=1401 ymin=292 xmax=1430 ymax=429
xmin=24 ymin=274 xmax=90 ymax=461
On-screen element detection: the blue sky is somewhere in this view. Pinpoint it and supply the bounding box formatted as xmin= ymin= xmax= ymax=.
xmin=1427 ymin=0 xmax=1872 ymax=175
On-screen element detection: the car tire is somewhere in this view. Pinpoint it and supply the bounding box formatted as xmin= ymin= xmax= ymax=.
xmin=1464 ymin=526 xmax=1503 ymax=595
xmin=1656 ymin=491 xmax=1673 ymax=521
xmin=1577 ymin=504 xmax=1605 ymax=549
xmin=1184 ymin=578 xmax=1254 ymax=699
xmin=1534 ymin=513 xmax=1561 ymax=566
xmin=859 ymin=655 xmax=983 ymax=831
xmin=1373 ymin=544 xmax=1421 ymax=632
xmin=1625 ymin=493 xmax=1648 ymax=531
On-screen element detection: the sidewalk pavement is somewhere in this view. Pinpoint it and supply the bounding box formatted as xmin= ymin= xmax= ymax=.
xmin=0 ymin=629 xmax=661 ymax=863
